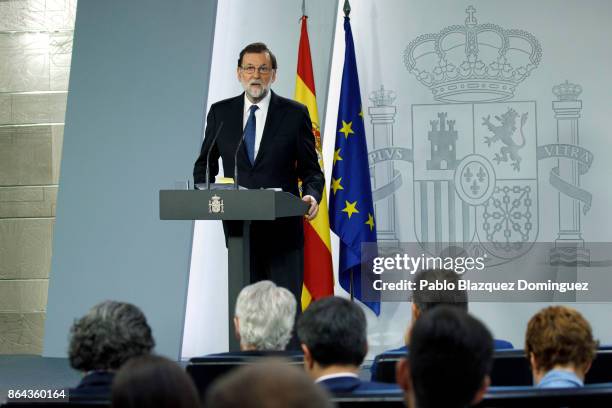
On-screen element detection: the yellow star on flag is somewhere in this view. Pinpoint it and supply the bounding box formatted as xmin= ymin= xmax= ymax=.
xmin=365 ymin=213 xmax=375 ymax=231
xmin=359 ymin=109 xmax=364 ymax=118
xmin=342 ymin=200 xmax=359 ymax=219
xmin=333 ymin=148 xmax=343 ymax=165
xmin=331 ymin=177 xmax=344 ymax=195
xmin=339 ymin=120 xmax=354 ymax=139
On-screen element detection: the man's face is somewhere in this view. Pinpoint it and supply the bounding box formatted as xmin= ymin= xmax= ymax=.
xmin=237 ymin=52 xmax=276 ymax=102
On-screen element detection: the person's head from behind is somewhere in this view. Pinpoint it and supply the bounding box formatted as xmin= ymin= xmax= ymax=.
xmin=112 ymin=354 xmax=200 ymax=408
xmin=396 ymin=306 xmax=493 ymax=408
xmin=236 ymin=42 xmax=277 ymax=103
xmin=406 ymin=268 xmax=467 ymax=344
xmin=205 ymin=361 xmax=333 ymax=408
xmin=525 ymin=305 xmax=598 ymax=384
xmin=412 ymin=268 xmax=468 ymax=321
xmin=234 ymin=280 xmax=297 ymax=351
xmin=296 ymin=296 xmax=367 ymax=379
xmin=69 ymin=300 xmax=155 ymax=372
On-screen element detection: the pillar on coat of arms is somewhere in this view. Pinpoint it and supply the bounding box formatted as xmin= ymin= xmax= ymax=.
xmin=369 ymin=85 xmax=399 ymax=244
xmin=551 ymin=81 xmax=590 ymax=264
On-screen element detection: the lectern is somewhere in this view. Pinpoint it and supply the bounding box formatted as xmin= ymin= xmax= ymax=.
xmin=159 ymin=189 xmax=308 ymax=351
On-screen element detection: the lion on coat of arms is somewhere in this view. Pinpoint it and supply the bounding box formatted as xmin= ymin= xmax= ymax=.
xmin=483 ymin=108 xmax=529 ymax=171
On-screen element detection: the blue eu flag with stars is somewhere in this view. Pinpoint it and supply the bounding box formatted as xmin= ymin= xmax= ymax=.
xmin=329 ymin=15 xmax=380 ymax=315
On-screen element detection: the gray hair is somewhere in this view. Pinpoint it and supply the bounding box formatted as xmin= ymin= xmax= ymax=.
xmin=235 ymin=281 xmax=297 ymax=350
xmin=69 ymin=300 xmax=155 ymax=371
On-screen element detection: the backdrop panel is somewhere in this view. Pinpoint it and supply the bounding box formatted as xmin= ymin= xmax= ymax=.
xmin=322 ymin=0 xmax=612 ymax=354
xmin=44 ymin=0 xmax=218 ymax=359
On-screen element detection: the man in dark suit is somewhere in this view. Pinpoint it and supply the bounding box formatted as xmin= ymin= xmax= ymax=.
xmin=297 ymin=296 xmax=398 ymax=394
xmin=193 ymin=42 xmax=324 ymax=302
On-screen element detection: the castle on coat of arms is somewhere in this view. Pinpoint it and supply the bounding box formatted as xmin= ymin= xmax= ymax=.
xmin=427 ymin=112 xmax=458 ymax=170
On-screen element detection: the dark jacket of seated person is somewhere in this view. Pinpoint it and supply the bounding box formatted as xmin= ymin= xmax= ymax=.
xmin=70 ymin=370 xmax=115 ymax=401
xmin=68 ymin=301 xmax=155 ymax=401
xmin=371 ymin=268 xmax=513 ymax=379
xmin=297 ymin=296 xmax=398 ymax=394
xmin=316 ymin=373 xmax=399 ymax=393
xmin=526 ymin=305 xmax=598 ymax=388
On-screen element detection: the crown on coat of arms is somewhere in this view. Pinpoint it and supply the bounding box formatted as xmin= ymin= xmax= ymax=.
xmin=552 ymin=80 xmax=582 ymax=101
xmin=403 ymin=5 xmax=542 ymax=103
xmin=369 ymin=85 xmax=397 ymax=107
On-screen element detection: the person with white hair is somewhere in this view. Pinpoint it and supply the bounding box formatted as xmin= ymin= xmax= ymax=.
xmin=233 ymin=280 xmax=297 ymax=351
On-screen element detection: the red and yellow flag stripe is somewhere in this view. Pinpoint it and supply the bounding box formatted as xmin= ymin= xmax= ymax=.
xmin=295 ymin=15 xmax=334 ymax=310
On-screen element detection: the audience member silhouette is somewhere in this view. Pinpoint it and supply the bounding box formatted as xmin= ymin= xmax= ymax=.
xmin=112 ymin=354 xmax=200 ymax=408
xmin=396 ymin=306 xmax=494 ymax=408
xmin=233 ymin=280 xmax=297 ymax=351
xmin=371 ymin=268 xmax=511 ymax=377
xmin=297 ymin=296 xmax=397 ymax=393
xmin=204 ymin=280 xmax=299 ymax=360
xmin=205 ymin=361 xmax=333 ymax=408
xmin=68 ymin=300 xmax=155 ymax=401
xmin=526 ymin=305 xmax=598 ymax=388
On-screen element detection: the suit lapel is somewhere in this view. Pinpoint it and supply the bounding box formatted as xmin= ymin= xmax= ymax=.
xmin=255 ymin=91 xmax=286 ymax=166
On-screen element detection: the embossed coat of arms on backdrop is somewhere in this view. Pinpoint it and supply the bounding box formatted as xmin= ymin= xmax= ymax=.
xmin=404 ymin=6 xmax=541 ymax=263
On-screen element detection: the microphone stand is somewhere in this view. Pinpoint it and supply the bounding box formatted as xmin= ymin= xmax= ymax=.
xmin=204 ymin=122 xmax=224 ymax=190
xmin=233 ymin=124 xmax=249 ymax=190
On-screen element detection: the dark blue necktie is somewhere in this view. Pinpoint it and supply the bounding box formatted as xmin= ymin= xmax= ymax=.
xmin=244 ymin=105 xmax=259 ymax=164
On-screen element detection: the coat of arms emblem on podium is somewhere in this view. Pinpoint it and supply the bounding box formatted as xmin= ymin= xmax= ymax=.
xmin=208 ymin=194 xmax=224 ymax=214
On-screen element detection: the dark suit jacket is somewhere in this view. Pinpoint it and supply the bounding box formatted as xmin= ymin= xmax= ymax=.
xmin=193 ymin=91 xmax=324 ymax=249
xmin=318 ymin=375 xmax=400 ymax=394
xmin=69 ymin=370 xmax=114 ymax=401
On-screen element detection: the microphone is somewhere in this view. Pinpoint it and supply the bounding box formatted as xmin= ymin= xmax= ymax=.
xmin=233 ymin=123 xmax=249 ymax=190
xmin=204 ymin=121 xmax=224 ymax=190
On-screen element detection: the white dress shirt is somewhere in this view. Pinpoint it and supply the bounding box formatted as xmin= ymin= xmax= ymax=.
xmin=243 ymin=90 xmax=271 ymax=161
xmin=314 ymin=372 xmax=359 ymax=383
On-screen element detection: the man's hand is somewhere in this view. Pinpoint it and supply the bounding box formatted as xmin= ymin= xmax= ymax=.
xmin=302 ymin=195 xmax=319 ymax=221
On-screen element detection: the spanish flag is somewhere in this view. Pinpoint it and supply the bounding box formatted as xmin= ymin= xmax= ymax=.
xmin=295 ymin=14 xmax=334 ymax=310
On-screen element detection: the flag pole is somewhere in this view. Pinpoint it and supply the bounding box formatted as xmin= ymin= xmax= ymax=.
xmin=344 ymin=0 xmax=354 ymax=303
xmin=350 ymin=270 xmax=354 ymax=302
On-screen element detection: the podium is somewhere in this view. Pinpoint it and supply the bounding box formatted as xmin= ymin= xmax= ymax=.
xmin=159 ymin=189 xmax=308 ymax=351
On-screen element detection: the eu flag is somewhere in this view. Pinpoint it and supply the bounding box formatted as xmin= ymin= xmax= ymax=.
xmin=329 ymin=15 xmax=380 ymax=315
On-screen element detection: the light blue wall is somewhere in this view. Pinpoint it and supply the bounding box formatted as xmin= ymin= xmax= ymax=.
xmin=44 ymin=0 xmax=218 ymax=359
